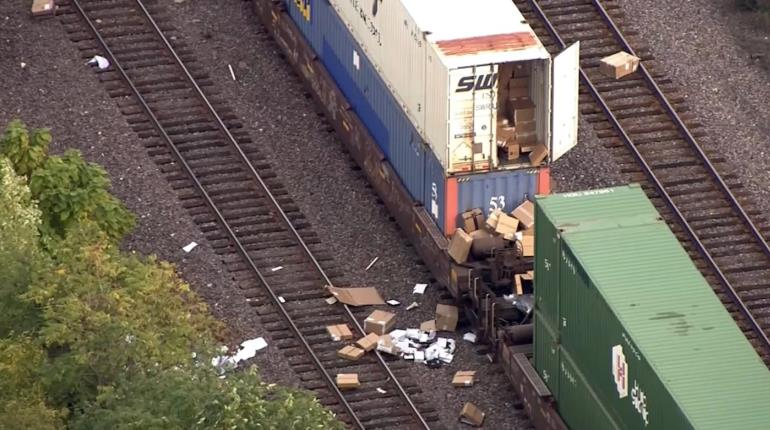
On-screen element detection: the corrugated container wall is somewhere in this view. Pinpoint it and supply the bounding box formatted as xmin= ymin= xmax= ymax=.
xmin=534 ymin=185 xmax=770 ymax=430
xmin=281 ymin=0 xmax=545 ymax=235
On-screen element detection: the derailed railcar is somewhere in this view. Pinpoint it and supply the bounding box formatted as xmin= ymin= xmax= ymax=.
xmin=533 ymin=185 xmax=770 ymax=429
xmin=280 ymin=0 xmax=576 ymax=234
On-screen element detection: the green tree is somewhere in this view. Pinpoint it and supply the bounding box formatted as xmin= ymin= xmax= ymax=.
xmin=1 ymin=119 xmax=50 ymax=178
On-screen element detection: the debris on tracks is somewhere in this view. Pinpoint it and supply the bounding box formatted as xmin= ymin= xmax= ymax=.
xmin=420 ymin=320 xmax=436 ymax=331
xmin=435 ymin=304 xmax=458 ymax=332
xmin=182 ymin=241 xmax=198 ymax=253
xmin=227 ymin=63 xmax=236 ymax=81
xmin=85 ymin=55 xmax=110 ymax=70
xmin=459 ymin=402 xmax=486 ymax=427
xmin=355 ymin=333 xmax=379 ymax=351
xmin=326 ymin=286 xmax=385 ymax=306
xmin=336 ymin=373 xmax=360 ymax=390
xmin=271 ymin=265 xmax=283 ymax=272
xmin=599 ymin=51 xmax=641 ymax=79
xmin=413 ymin=283 xmax=427 ymax=294
xmin=463 ymin=332 xmax=477 ymax=344
xmin=211 ymin=337 xmax=268 ymax=372
xmin=337 ymin=345 xmax=365 ymax=361
xmin=452 ymin=371 xmax=477 ymax=387
xmin=364 ymin=310 xmax=395 ymax=335
xmin=364 ymin=256 xmax=379 ymax=271
xmin=31 ymin=0 xmax=55 ymax=17
xmin=406 ymin=301 xmax=419 ymax=311
xmin=326 ymin=324 xmax=353 ymax=341
xmin=386 ymin=299 xmax=401 ymax=306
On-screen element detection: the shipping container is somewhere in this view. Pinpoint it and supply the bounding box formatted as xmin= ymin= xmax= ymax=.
xmin=534 ymin=186 xmax=770 ymax=430
xmin=281 ymin=0 xmax=548 ymax=234
xmin=327 ymin=0 xmax=580 ymax=173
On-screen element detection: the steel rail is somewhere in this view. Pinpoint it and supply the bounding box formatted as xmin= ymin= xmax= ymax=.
xmin=526 ymin=0 xmax=770 ymax=351
xmin=70 ymin=0 xmax=430 ymax=428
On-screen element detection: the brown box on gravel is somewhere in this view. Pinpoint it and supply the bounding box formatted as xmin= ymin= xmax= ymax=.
xmin=599 ymin=51 xmax=641 ymax=79
xmin=355 ymin=333 xmax=379 ymax=352
xmin=459 ymin=402 xmax=486 ymax=426
xmin=326 ymin=324 xmax=353 ymax=341
xmin=512 ymin=200 xmax=535 ymax=230
xmin=420 ymin=320 xmax=436 ymax=332
xmin=528 ymin=143 xmax=549 ymax=167
xmin=337 ymin=345 xmax=365 ymax=361
xmin=364 ymin=310 xmax=395 ymax=335
xmin=336 ymin=373 xmax=360 ymax=390
xmin=448 ymin=228 xmax=473 ymax=264
xmin=495 ymin=213 xmax=519 ymax=241
xmin=31 ymin=0 xmax=55 ymax=16
xmin=452 ymin=371 xmax=477 ymax=387
xmin=435 ymin=304 xmax=459 ymax=332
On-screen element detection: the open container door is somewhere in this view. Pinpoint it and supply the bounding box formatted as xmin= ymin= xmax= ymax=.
xmin=550 ymin=41 xmax=580 ymax=161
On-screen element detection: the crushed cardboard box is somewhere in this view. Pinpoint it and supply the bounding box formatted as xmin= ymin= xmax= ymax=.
xmin=326 ymin=324 xmax=353 ymax=341
xmin=327 ymin=286 xmax=385 ymax=306
xmin=460 ymin=402 xmax=486 ymax=427
xmin=356 ymin=333 xmax=379 ymax=351
xmin=364 ymin=310 xmax=395 ymax=335
xmin=512 ymin=200 xmax=534 ymax=229
xmin=337 ymin=345 xmax=365 ymax=361
xmin=336 ymin=373 xmax=360 ymax=390
xmin=495 ymin=213 xmax=519 ymax=241
xmin=599 ymin=51 xmax=641 ymax=79
xmin=453 ymin=371 xmax=477 ymax=387
xmin=529 ymin=143 xmax=548 ymax=167
xmin=448 ymin=228 xmax=473 ymax=264
xmin=435 ymin=304 xmax=458 ymax=332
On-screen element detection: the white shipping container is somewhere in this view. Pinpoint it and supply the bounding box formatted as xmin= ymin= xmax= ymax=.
xmin=329 ymin=0 xmax=579 ymax=173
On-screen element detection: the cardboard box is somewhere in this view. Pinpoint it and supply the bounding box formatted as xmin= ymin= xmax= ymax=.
xmin=336 ymin=373 xmax=360 ymax=390
xmin=599 ymin=51 xmax=641 ymax=79
xmin=471 ymin=208 xmax=484 ymax=230
xmin=452 ymin=371 xmax=477 ymax=387
xmin=507 ymin=85 xmax=529 ymax=100
xmin=519 ymin=234 xmax=534 ymax=257
xmin=420 ymin=320 xmax=436 ymax=332
xmin=377 ymin=334 xmax=399 ymax=355
xmin=326 ymin=324 xmax=353 ymax=341
xmin=470 ymin=229 xmax=505 ymax=258
xmin=448 ymin=228 xmax=473 ymax=264
xmin=529 ymin=143 xmax=548 ymax=167
xmin=514 ymin=274 xmax=524 ymax=295
xmin=486 ymin=208 xmax=502 ymax=230
xmin=31 ymin=0 xmax=55 ymax=16
xmin=364 ymin=310 xmax=395 ymax=335
xmin=327 ymin=286 xmax=385 ymax=306
xmin=459 ymin=402 xmax=486 ymax=426
xmin=516 ymin=119 xmax=536 ymax=134
xmin=356 ymin=333 xmax=379 ymax=351
xmin=461 ymin=210 xmax=477 ymax=233
xmin=496 ymin=125 xmax=516 ymax=148
xmin=508 ymin=77 xmax=528 ymax=89
xmin=514 ymin=130 xmax=537 ymax=146
xmin=435 ymin=304 xmax=459 ymax=332
xmin=508 ymin=99 xmax=535 ymax=124
xmin=506 ymin=141 xmax=520 ymax=160
xmin=512 ymin=200 xmax=535 ymax=229
xmin=495 ymin=213 xmax=519 ymax=241
xmin=337 ymin=345 xmax=365 ymax=361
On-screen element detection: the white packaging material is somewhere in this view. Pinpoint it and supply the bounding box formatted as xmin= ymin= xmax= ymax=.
xmin=386 ymin=299 xmax=401 ymax=306
xmin=406 ymin=328 xmax=421 ymax=340
xmin=446 ymin=339 xmax=457 ymax=354
xmin=439 ymin=351 xmax=454 ymax=364
xmin=413 ymin=283 xmax=428 ymax=294
xmin=406 ymin=301 xmax=420 ymax=310
xmin=376 ymin=387 xmax=387 ymax=394
xmin=182 ymin=242 xmax=198 ymax=253
xmin=271 ymin=266 xmax=283 ymax=272
xmin=414 ymin=350 xmax=425 ymax=363
xmin=463 ymin=332 xmax=477 ymax=343
xmin=390 ymin=329 xmax=407 ymax=342
xmin=436 ymin=338 xmax=448 ymax=349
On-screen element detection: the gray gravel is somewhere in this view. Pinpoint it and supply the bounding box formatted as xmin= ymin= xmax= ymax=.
xmin=615 ymin=0 xmax=770 ymax=221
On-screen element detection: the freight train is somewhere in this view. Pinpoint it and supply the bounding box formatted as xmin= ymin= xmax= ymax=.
xmin=250 ymin=0 xmax=770 ymax=428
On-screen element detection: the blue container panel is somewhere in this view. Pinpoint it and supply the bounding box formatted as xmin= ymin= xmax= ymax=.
xmin=456 ymin=169 xmax=538 ymax=224
xmin=282 ymin=0 xmax=319 ymax=50
xmin=423 ymin=150 xmax=446 ymax=232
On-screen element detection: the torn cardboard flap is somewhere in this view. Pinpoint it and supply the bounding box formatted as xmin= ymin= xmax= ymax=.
xmin=327 ymin=286 xmax=385 ymax=306
xmin=356 ymin=333 xmax=379 ymax=352
xmin=435 ymin=304 xmax=459 ymax=332
xmin=453 ymin=371 xmax=477 ymax=387
xmin=512 ymin=200 xmax=534 ymax=229
xmin=326 ymin=324 xmax=353 ymax=341
xmin=337 ymin=345 xmax=365 ymax=361
xmin=460 ymin=402 xmax=486 ymax=427
xmin=336 ymin=373 xmax=360 ymax=390
xmin=364 ymin=310 xmax=395 ymax=335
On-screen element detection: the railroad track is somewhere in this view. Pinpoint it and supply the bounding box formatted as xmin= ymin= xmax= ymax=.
xmin=514 ymin=0 xmax=770 ymax=363
xmin=57 ymin=0 xmax=438 ymax=428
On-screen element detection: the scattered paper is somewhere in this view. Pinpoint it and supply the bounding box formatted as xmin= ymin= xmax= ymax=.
xmin=182 ymin=242 xmax=198 ymax=253
xmin=278 ymin=296 xmax=286 ymax=303
xmin=86 ymin=55 xmax=110 ymax=70
xmin=413 ymin=283 xmax=427 ymax=294
xmin=20 ymin=62 xmax=26 ymax=69
xmin=376 ymin=387 xmax=387 ymax=394
xmin=211 ymin=337 xmax=267 ymax=373
xmin=365 ymin=257 xmax=379 ymax=271
xmin=327 ymin=286 xmax=384 ymax=306
xmin=406 ymin=302 xmax=419 ymax=311
xmin=463 ymin=332 xmax=477 ymax=343
xmin=325 ymin=296 xmax=338 ymax=305
xmin=271 ymin=266 xmax=283 ymax=272
xmin=228 ymin=63 xmax=236 ymax=81
xmin=386 ymin=299 xmax=400 ymax=306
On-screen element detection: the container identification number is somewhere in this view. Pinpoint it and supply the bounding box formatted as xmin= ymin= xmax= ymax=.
xmin=631 ymin=380 xmax=650 ymax=426
xmin=347 ymin=0 xmax=383 ymax=46
xmin=488 ymin=195 xmax=505 ymax=214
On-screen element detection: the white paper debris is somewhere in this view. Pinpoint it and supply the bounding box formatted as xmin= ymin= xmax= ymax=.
xmin=182 ymin=242 xmax=198 ymax=253
xmin=278 ymin=296 xmax=286 ymax=303
xmin=271 ymin=266 xmax=283 ymax=272
xmin=365 ymin=256 xmax=379 ymax=271
xmin=211 ymin=337 xmax=267 ymax=373
xmin=325 ymin=296 xmax=338 ymax=305
xmin=405 ymin=329 xmax=421 ymax=340
xmin=390 ymin=329 xmax=407 ymax=342
xmin=406 ymin=301 xmax=419 ymax=311
xmin=86 ymin=55 xmax=110 ymax=70
xmin=20 ymin=62 xmax=26 ymax=69
xmin=463 ymin=332 xmax=477 ymax=343
xmin=515 ymin=231 xmax=523 ymax=241
xmin=228 ymin=63 xmax=236 ymax=81
xmin=413 ymin=283 xmax=428 ymax=294
xmin=386 ymin=299 xmax=401 ymax=306
xmin=376 ymin=387 xmax=387 ymax=394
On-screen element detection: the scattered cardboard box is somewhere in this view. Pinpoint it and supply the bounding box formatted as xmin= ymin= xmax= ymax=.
xmin=326 ymin=324 xmax=353 ymax=341
xmin=460 ymin=402 xmax=486 ymax=426
xmin=420 ymin=320 xmax=436 ymax=332
xmin=336 ymin=373 xmax=360 ymax=390
xmin=337 ymin=345 xmax=365 ymax=361
xmin=486 ymin=208 xmax=502 ymax=230
xmin=523 ymin=270 xmax=534 ymax=281
xmin=471 ymin=208 xmax=484 ymax=230
xmin=512 ymin=200 xmax=534 ymax=229
xmin=514 ymin=274 xmax=524 ymax=295
xmin=528 ymin=143 xmax=548 ymax=167
xmin=31 ymin=0 xmax=55 ymax=16
xmin=599 ymin=51 xmax=641 ymax=79
xmin=377 ymin=334 xmax=399 ymax=355
xmin=470 ymin=229 xmax=504 ymax=258
xmin=435 ymin=304 xmax=459 ymax=332
xmin=356 ymin=333 xmax=379 ymax=351
xmin=496 ymin=125 xmax=516 ymax=148
xmin=495 ymin=213 xmax=519 ymax=241
xmin=518 ymin=234 xmax=534 ymax=257
xmin=452 ymin=371 xmax=477 ymax=387
xmin=448 ymin=228 xmax=473 ymax=264
xmin=364 ymin=310 xmax=395 ymax=335
xmin=327 ymin=286 xmax=385 ymax=306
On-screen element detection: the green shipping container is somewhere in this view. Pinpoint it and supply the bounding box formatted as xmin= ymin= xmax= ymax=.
xmin=534 ymin=186 xmax=770 ymax=430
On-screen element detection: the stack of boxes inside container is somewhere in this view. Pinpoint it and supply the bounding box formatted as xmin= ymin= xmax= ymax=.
xmin=534 ymin=184 xmax=770 ymax=429
xmin=281 ymin=0 xmax=578 ymax=234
